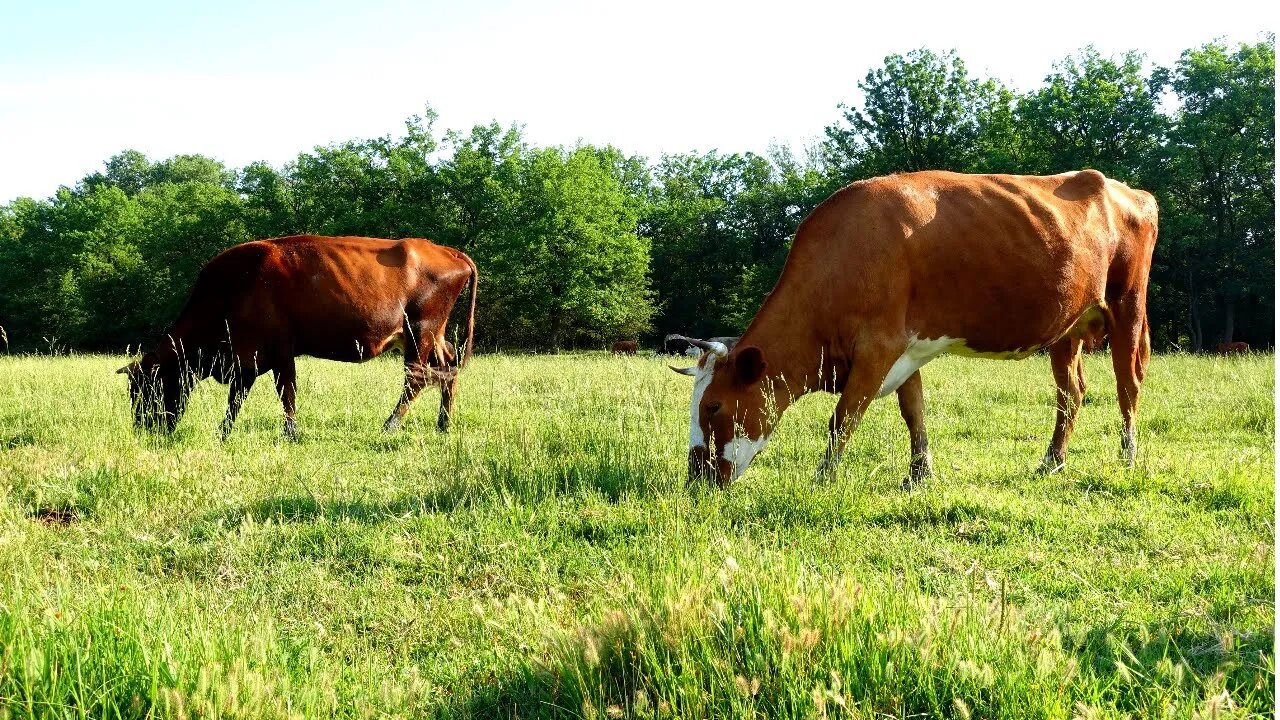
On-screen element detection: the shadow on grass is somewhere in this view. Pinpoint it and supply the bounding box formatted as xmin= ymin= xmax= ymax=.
xmin=16 ymin=465 xmax=123 ymax=525
xmin=450 ymin=613 xmax=1277 ymax=720
xmin=1066 ymin=618 xmax=1274 ymax=713
xmin=202 ymin=457 xmax=673 ymax=529
xmin=2 ymin=428 xmax=38 ymax=449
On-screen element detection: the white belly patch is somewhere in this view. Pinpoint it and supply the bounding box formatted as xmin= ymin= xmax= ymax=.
xmin=876 ymin=335 xmax=1042 ymax=397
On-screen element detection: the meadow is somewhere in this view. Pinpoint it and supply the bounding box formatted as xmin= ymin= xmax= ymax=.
xmin=0 ymin=351 xmax=1273 ymax=719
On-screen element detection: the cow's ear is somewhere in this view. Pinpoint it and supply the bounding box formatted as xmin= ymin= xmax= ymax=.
xmin=669 ymin=365 xmax=697 ymax=377
xmin=733 ymin=346 xmax=766 ymax=385
xmin=116 ymin=361 xmax=138 ymax=375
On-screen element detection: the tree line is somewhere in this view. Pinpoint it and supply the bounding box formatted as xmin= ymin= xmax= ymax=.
xmin=0 ymin=37 xmax=1272 ymax=353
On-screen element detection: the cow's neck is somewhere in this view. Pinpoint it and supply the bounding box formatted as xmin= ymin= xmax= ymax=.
xmin=736 ymin=299 xmax=831 ymax=409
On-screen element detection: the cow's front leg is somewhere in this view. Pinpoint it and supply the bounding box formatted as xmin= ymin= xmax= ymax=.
xmin=273 ymin=358 xmax=298 ymax=440
xmin=815 ymin=341 xmax=899 ymax=481
xmin=222 ymin=372 xmax=256 ymax=441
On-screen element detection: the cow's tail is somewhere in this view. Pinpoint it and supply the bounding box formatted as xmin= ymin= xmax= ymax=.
xmin=459 ymin=251 xmax=478 ymax=369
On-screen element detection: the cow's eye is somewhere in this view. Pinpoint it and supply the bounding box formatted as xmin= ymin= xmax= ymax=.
xmin=705 ymin=401 xmax=722 ymax=415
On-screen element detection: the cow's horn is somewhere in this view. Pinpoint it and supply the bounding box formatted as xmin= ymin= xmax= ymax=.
xmin=694 ymin=339 xmax=729 ymax=357
xmin=669 ymin=334 xmax=729 ymax=357
xmin=669 ymin=364 xmax=697 ymax=377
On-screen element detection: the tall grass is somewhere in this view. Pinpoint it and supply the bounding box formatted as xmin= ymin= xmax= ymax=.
xmin=0 ymin=351 xmax=1273 ymax=718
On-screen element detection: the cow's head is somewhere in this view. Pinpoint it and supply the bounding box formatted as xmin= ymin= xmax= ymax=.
xmin=669 ymin=336 xmax=776 ymax=487
xmin=117 ymin=350 xmax=192 ymax=433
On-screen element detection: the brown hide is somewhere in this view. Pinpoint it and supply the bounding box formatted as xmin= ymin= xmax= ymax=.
xmin=611 ymin=340 xmax=640 ymax=355
xmin=687 ymin=170 xmax=1158 ymax=487
xmin=122 ymin=235 xmax=477 ymax=438
xmin=1216 ymin=341 xmax=1250 ymax=355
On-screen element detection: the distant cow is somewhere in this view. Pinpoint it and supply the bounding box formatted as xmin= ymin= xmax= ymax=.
xmin=119 ymin=235 xmax=477 ymax=439
xmin=1216 ymin=341 xmax=1250 ymax=355
xmin=611 ymin=340 xmax=640 ymax=355
xmin=672 ymin=170 xmax=1157 ymax=488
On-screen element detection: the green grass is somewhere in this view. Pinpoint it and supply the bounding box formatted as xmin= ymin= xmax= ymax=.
xmin=0 ymin=351 xmax=1273 ymax=718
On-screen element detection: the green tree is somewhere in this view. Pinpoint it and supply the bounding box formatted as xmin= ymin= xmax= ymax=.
xmin=1017 ymin=47 xmax=1165 ymax=182
xmin=645 ymin=149 xmax=828 ymax=339
xmin=148 ymin=154 xmax=236 ymax=188
xmin=1156 ymin=37 xmax=1275 ymax=349
xmin=82 ymin=149 xmax=152 ymax=196
xmin=487 ymin=145 xmax=652 ymax=350
xmin=436 ymin=121 xmax=525 ymax=252
xmin=823 ymin=48 xmax=1017 ymax=179
xmin=238 ymin=160 xmax=300 ymax=238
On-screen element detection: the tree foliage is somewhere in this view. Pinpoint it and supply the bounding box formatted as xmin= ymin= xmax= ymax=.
xmin=0 ymin=37 xmax=1272 ymax=353
xmin=823 ymin=49 xmax=1017 ymax=178
xmin=1152 ymin=38 xmax=1275 ymax=349
xmin=1017 ymin=47 xmax=1166 ymax=182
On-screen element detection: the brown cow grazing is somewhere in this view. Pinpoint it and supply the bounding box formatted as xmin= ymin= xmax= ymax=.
xmin=611 ymin=340 xmax=640 ymax=355
xmin=1216 ymin=341 xmax=1249 ymax=355
xmin=119 ymin=235 xmax=477 ymax=439
xmin=672 ymin=170 xmax=1157 ymax=487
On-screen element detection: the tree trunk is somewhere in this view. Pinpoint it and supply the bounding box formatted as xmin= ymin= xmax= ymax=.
xmin=1187 ymin=269 xmax=1203 ymax=352
xmin=1222 ymin=298 xmax=1235 ymax=344
xmin=549 ymin=310 xmax=562 ymax=354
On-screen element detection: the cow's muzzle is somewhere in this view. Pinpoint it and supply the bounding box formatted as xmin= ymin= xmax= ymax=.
xmin=688 ymin=446 xmax=733 ymax=488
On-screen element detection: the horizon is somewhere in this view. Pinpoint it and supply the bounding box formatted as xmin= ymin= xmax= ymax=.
xmin=0 ymin=0 xmax=1271 ymax=204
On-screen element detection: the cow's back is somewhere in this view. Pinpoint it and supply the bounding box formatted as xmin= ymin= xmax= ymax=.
xmin=172 ymin=235 xmax=471 ymax=363
xmin=770 ymin=170 xmax=1156 ymax=354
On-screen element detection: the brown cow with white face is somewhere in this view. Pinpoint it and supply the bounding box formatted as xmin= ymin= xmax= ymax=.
xmin=120 ymin=235 xmax=477 ymax=439
xmin=673 ymin=170 xmax=1157 ymax=487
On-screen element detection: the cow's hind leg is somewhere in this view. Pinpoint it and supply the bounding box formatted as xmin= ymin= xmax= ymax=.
xmin=1110 ymin=298 xmax=1150 ymax=466
xmin=1039 ymin=336 xmax=1085 ymax=474
xmin=896 ymin=370 xmax=933 ymax=488
xmin=273 ymin=357 xmax=298 ymax=440
xmin=431 ymin=336 xmax=460 ymax=432
xmin=437 ymin=371 xmax=459 ymax=432
xmin=383 ymin=323 xmax=439 ymax=433
xmin=384 ymin=363 xmax=428 ymax=434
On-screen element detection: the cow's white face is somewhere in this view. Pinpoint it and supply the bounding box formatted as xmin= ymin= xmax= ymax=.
xmin=674 ymin=342 xmax=773 ymax=487
xmin=685 ymin=342 xmax=724 ymax=451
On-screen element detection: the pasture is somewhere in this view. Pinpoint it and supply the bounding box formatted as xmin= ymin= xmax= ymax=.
xmin=0 ymin=351 xmax=1273 ymax=718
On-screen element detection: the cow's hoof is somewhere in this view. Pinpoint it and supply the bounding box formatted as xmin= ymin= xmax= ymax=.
xmin=283 ymin=420 xmax=299 ymax=441
xmin=903 ymin=469 xmax=933 ymax=490
xmin=1120 ymin=434 xmax=1136 ymax=467
xmin=1036 ymin=453 xmax=1065 ymax=475
xmin=903 ymin=456 xmax=934 ymax=490
xmin=436 ymin=416 xmax=451 ymax=433
xmin=383 ymin=416 xmax=402 ymax=434
xmin=813 ymin=459 xmax=838 ymax=483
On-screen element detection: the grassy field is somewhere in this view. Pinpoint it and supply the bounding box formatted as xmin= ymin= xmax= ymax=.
xmin=0 ymin=350 xmax=1273 ymax=719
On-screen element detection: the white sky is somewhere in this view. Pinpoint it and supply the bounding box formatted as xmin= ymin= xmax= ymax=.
xmin=0 ymin=0 xmax=1271 ymax=203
